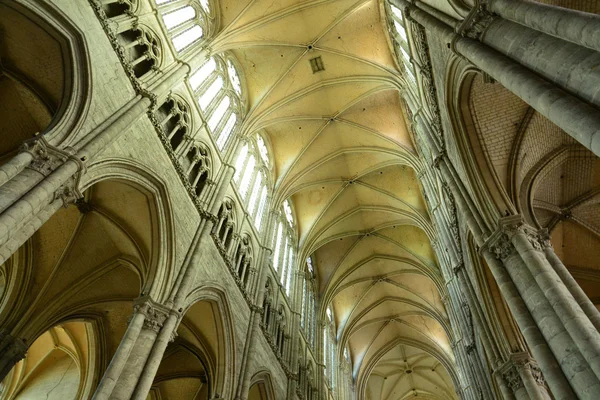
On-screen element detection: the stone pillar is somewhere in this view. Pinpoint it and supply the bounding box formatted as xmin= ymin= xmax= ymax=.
xmin=0 ymin=95 xmax=152 ymax=263
xmin=92 ymin=312 xmax=145 ymax=400
xmin=109 ymin=298 xmax=172 ymax=400
xmin=482 ymin=220 xmax=595 ymax=399
xmin=394 ymin=0 xmax=600 ymax=156
xmin=131 ymin=312 xmax=179 ymax=400
xmin=487 ymin=0 xmax=600 ymax=53
xmin=497 ymin=353 xmax=551 ymax=400
xmin=480 ymin=17 xmax=600 ymax=108
xmin=506 ymin=219 xmax=600 ymax=379
xmin=0 ymin=332 xmax=27 ymax=382
xmin=539 ymin=230 xmax=600 ymax=331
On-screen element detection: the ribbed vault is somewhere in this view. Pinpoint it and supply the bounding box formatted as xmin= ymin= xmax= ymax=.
xmin=212 ymin=0 xmax=457 ymax=397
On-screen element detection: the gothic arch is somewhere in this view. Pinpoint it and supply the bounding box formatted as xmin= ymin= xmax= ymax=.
xmin=0 ymin=0 xmax=91 ymax=152
xmin=181 ymin=284 xmax=236 ymax=398
xmin=446 ymin=59 xmax=509 ymax=229
xmin=82 ymin=158 xmax=177 ymax=301
xmin=357 ymin=337 xmax=460 ymax=400
xmin=248 ymin=370 xmax=276 ymax=400
xmin=0 ymin=320 xmax=103 ymax=400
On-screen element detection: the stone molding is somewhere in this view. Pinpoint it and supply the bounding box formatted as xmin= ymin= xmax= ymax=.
xmin=0 ymin=331 xmax=27 ymax=365
xmin=133 ymin=297 xmax=173 ymax=333
xmin=455 ymin=1 xmax=497 ymax=41
xmin=21 ymin=137 xmax=85 ymax=205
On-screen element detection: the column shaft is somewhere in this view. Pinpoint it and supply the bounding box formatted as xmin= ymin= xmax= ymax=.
xmin=131 ymin=314 xmax=178 ymax=400
xmin=543 ymin=244 xmax=600 ymax=331
xmin=481 ymin=251 xmax=576 ymax=400
xmin=93 ymin=312 xmax=146 ymax=400
xmin=482 ymin=18 xmax=600 ymax=107
xmin=488 ymin=0 xmax=600 ymax=53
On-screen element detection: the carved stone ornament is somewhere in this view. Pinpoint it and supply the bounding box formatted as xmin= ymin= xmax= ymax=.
xmin=0 ymin=332 xmax=27 ymax=364
xmin=536 ymin=229 xmax=553 ymax=249
xmin=457 ymin=3 xmax=497 ymax=41
xmin=134 ymin=298 xmax=171 ymax=333
xmin=502 ymin=363 xmax=524 ymax=392
xmin=22 ymin=137 xmax=76 ymax=177
xmin=489 ymin=233 xmax=513 ymax=260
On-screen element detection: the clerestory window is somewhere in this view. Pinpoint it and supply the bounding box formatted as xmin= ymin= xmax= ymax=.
xmin=155 ymin=0 xmax=208 ymax=53
xmin=188 ymin=55 xmax=244 ymax=152
xmin=232 ymin=135 xmax=272 ymax=232
xmin=389 ymin=4 xmax=416 ymax=87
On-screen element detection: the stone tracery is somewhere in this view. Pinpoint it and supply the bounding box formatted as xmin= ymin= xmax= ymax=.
xmin=0 ymin=0 xmax=599 ymax=399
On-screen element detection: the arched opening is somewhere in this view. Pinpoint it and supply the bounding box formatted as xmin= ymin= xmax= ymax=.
xmin=248 ymin=371 xmax=275 ymax=400
xmin=150 ymin=293 xmax=233 ymax=399
xmin=0 ymin=3 xmax=65 ymax=158
xmin=0 ymin=174 xmax=173 ymax=386
xmin=0 ymin=321 xmax=100 ymax=400
xmin=457 ymin=69 xmax=600 ymax=311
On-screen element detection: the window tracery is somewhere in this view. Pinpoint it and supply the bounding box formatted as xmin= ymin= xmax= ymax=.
xmin=387 ymin=4 xmax=416 ymax=87
xmin=154 ymin=97 xmax=191 ymax=152
xmin=118 ymin=27 xmax=161 ymax=79
xmin=155 ymin=0 xmax=209 ymax=53
xmin=214 ymin=200 xmax=235 ymax=250
xmin=324 ymin=305 xmax=337 ymax=393
xmin=101 ymin=0 xmax=137 ymax=18
xmin=232 ymin=136 xmax=271 ymax=231
xmin=184 ymin=145 xmax=210 ymax=197
xmin=301 ymin=256 xmax=317 ymax=348
xmin=233 ymin=235 xmax=254 ymax=290
xmin=188 ymin=56 xmax=243 ymax=152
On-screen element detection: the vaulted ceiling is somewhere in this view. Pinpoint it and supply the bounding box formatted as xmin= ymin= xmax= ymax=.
xmin=211 ymin=0 xmax=456 ymax=397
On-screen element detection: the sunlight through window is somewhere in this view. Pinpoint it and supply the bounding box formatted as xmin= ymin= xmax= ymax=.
xmin=198 ymin=76 xmax=223 ymax=111
xmin=172 ymin=25 xmax=203 ymax=51
xmin=208 ymin=96 xmax=230 ymax=132
xmin=190 ymin=58 xmax=216 ymax=90
xmin=163 ymin=6 xmax=195 ymax=30
xmin=216 ymin=113 xmax=236 ymax=150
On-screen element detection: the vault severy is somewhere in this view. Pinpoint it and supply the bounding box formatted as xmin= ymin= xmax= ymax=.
xmin=211 ymin=0 xmax=457 ymax=396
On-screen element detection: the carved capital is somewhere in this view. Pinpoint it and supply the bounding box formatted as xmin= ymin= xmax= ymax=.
xmin=23 ymin=138 xmax=79 ymax=178
xmin=134 ymin=297 xmax=171 ymax=333
xmin=501 ymin=363 xmax=524 ymax=392
xmin=489 ymin=233 xmax=513 ymax=260
xmin=536 ymin=229 xmax=553 ymax=249
xmin=452 ymin=261 xmax=464 ymax=275
xmin=0 ymin=332 xmax=27 ymax=365
xmin=457 ymin=3 xmax=497 ymax=41
xmin=432 ymin=150 xmax=446 ymax=170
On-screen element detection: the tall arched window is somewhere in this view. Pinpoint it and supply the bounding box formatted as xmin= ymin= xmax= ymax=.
xmin=155 ymin=0 xmax=210 ymax=52
xmin=271 ymin=199 xmax=297 ymax=296
xmin=232 ymin=135 xmax=271 ymax=231
xmin=387 ymin=3 xmax=416 ymax=86
xmin=188 ymin=55 xmax=244 ymax=152
xmin=302 ymin=256 xmax=317 ymax=348
xmin=324 ymin=305 xmax=337 ymax=393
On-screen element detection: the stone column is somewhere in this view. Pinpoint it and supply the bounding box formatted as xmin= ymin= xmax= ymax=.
xmin=539 ymin=230 xmax=600 ymax=331
xmin=497 ymin=353 xmax=552 ymax=400
xmin=480 ymin=18 xmax=600 ymax=108
xmin=0 ymin=95 xmax=152 ymax=262
xmin=106 ymin=298 xmax=171 ymax=400
xmin=394 ymin=0 xmax=600 ymax=156
xmin=506 ymin=219 xmax=600 ymax=379
xmin=482 ymin=224 xmax=593 ymax=399
xmin=131 ymin=312 xmax=180 ymax=400
xmin=92 ymin=299 xmax=152 ymax=400
xmin=0 ymin=332 xmax=27 ymax=382
xmin=487 ymin=0 xmax=600 ymax=53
